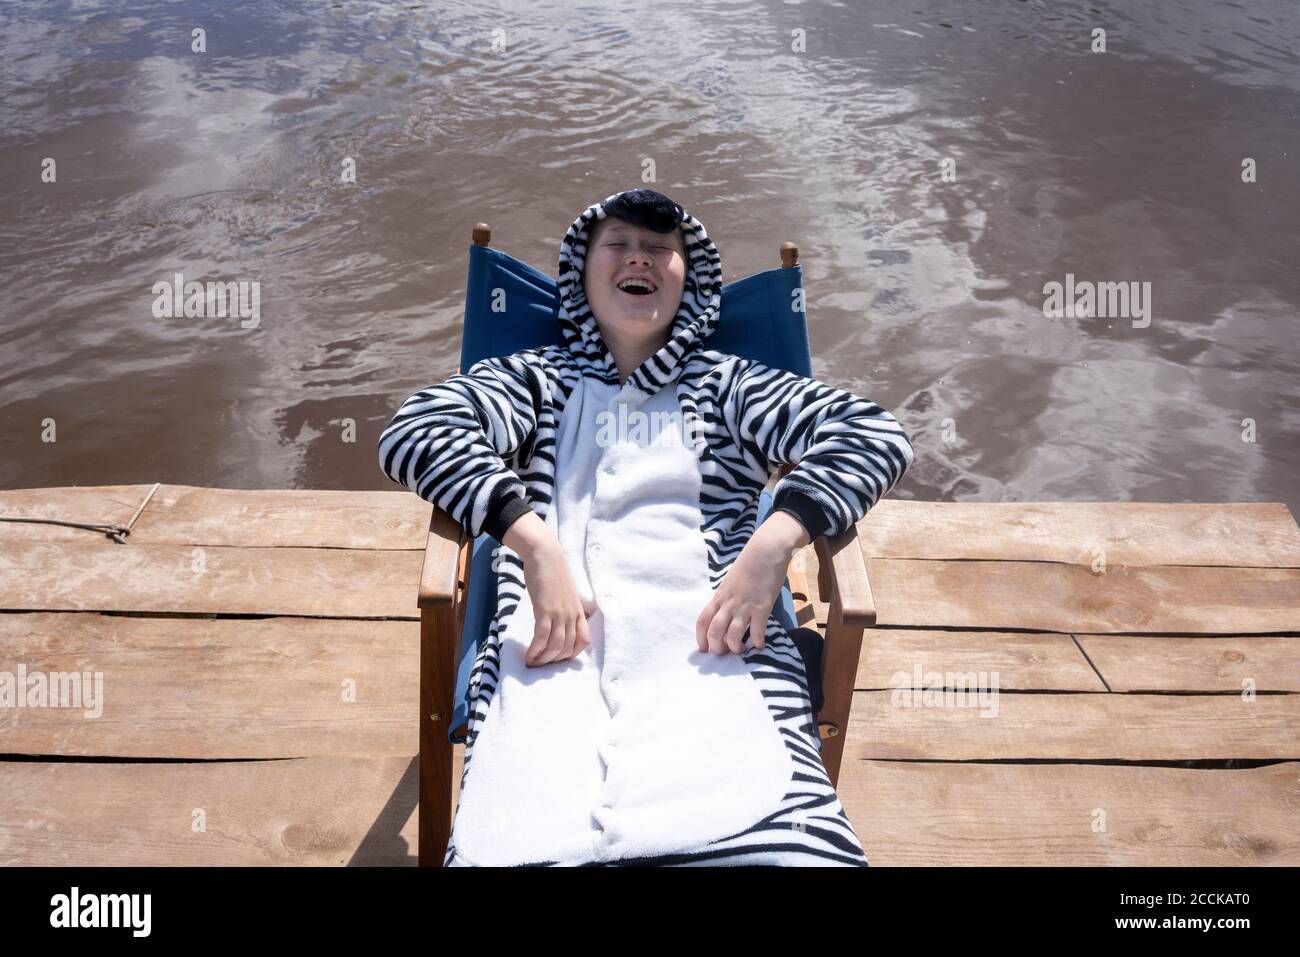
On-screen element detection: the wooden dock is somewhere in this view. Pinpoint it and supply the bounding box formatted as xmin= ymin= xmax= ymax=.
xmin=2 ymin=485 xmax=1298 ymax=865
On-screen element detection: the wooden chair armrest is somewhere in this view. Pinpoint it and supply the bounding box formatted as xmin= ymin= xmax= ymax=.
xmin=810 ymin=519 xmax=876 ymax=786
xmin=814 ymin=521 xmax=877 ymax=627
xmin=419 ymin=506 xmax=466 ymax=610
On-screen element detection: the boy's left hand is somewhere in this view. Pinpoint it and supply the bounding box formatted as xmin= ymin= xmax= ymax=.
xmin=696 ymin=519 xmax=804 ymax=655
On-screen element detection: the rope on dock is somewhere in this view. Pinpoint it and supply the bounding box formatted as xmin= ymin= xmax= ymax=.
xmin=0 ymin=482 xmax=161 ymax=545
xmin=0 ymin=517 xmax=131 ymax=543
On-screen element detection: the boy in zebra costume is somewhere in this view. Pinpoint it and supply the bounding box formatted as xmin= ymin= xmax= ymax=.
xmin=379 ymin=188 xmax=915 ymax=866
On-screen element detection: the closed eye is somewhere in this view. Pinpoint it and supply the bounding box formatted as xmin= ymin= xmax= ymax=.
xmin=605 ymin=241 xmax=673 ymax=251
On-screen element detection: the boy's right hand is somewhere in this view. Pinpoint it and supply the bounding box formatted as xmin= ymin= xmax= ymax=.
xmin=502 ymin=513 xmax=596 ymax=667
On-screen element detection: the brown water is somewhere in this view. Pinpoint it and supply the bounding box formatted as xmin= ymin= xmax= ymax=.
xmin=2 ymin=0 xmax=1297 ymax=519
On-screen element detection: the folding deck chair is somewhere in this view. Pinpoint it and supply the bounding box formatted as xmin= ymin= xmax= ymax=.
xmin=415 ymin=223 xmax=878 ymax=866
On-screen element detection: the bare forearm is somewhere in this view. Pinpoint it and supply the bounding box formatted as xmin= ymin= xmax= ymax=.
xmin=751 ymin=509 xmax=811 ymax=561
xmin=501 ymin=510 xmax=557 ymax=560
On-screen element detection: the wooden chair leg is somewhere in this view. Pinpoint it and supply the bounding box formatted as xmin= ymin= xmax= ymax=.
xmin=417 ymin=507 xmax=469 ymax=867
xmin=419 ymin=602 xmax=456 ymax=866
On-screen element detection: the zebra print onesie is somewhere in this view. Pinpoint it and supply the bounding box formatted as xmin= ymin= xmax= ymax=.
xmin=378 ymin=188 xmax=915 ymax=866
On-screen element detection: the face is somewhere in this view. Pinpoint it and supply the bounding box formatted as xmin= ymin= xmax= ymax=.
xmin=582 ymin=217 xmax=688 ymax=346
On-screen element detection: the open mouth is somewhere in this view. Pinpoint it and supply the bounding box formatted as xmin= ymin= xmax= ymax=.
xmin=617 ymin=278 xmax=657 ymax=296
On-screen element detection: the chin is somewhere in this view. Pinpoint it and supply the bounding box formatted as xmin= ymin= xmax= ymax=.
xmin=610 ymin=313 xmax=668 ymax=334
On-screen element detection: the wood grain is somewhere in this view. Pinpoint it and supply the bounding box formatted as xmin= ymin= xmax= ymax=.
xmin=856 ymin=500 xmax=1300 ymax=567
xmin=0 ymin=756 xmax=420 ymax=866
xmin=1077 ymin=633 xmax=1300 ymax=692
xmin=0 ymin=542 xmax=423 ymax=618
xmin=0 ymin=612 xmax=419 ymax=758
xmin=846 ymin=689 xmax=1300 ymax=760
xmin=127 ymin=485 xmax=432 ymax=550
xmin=856 ymin=628 xmax=1108 ymax=691
xmin=837 ymin=760 xmax=1300 ymax=865
xmin=867 ymin=559 xmax=1300 ymax=633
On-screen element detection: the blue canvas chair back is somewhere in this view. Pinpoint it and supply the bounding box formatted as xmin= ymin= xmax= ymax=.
xmin=448 ymin=242 xmax=813 ymax=743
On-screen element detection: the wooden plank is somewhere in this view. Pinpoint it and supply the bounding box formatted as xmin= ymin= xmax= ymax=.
xmin=0 ymin=756 xmax=419 ymax=866
xmin=127 ymin=485 xmax=432 ymax=550
xmin=837 ymin=760 xmax=1300 ymax=865
xmin=0 ymin=613 xmax=419 ymax=759
xmin=6 ymin=753 xmax=1293 ymax=866
xmin=857 ymin=628 xmax=1107 ymax=691
xmin=857 ymin=500 xmax=1300 ymax=567
xmin=1077 ymin=634 xmax=1300 ymax=692
xmin=847 ymin=690 xmax=1300 ymax=760
xmin=9 ymin=751 xmax=1289 ymax=866
xmin=0 ymin=485 xmax=156 ymax=543
xmin=0 ymin=542 xmax=423 ymax=618
xmin=867 ymin=559 xmax=1300 ymax=633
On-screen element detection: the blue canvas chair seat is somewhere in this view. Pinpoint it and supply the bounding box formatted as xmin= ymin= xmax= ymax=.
xmin=449 ymin=242 xmax=812 ymax=744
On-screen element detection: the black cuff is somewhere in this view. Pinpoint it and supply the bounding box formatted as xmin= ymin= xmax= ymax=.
xmin=483 ymin=487 xmax=534 ymax=543
xmin=772 ymin=487 xmax=832 ymax=542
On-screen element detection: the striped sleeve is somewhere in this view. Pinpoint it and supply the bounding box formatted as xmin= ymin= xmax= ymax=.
xmin=377 ymin=354 xmax=542 ymax=543
xmin=722 ymin=357 xmax=915 ymax=541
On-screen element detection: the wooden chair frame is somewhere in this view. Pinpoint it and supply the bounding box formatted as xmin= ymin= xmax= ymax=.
xmin=414 ymin=228 xmax=877 ymax=866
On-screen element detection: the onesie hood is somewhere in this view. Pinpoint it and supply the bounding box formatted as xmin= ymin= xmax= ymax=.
xmin=556 ymin=188 xmax=722 ymax=398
